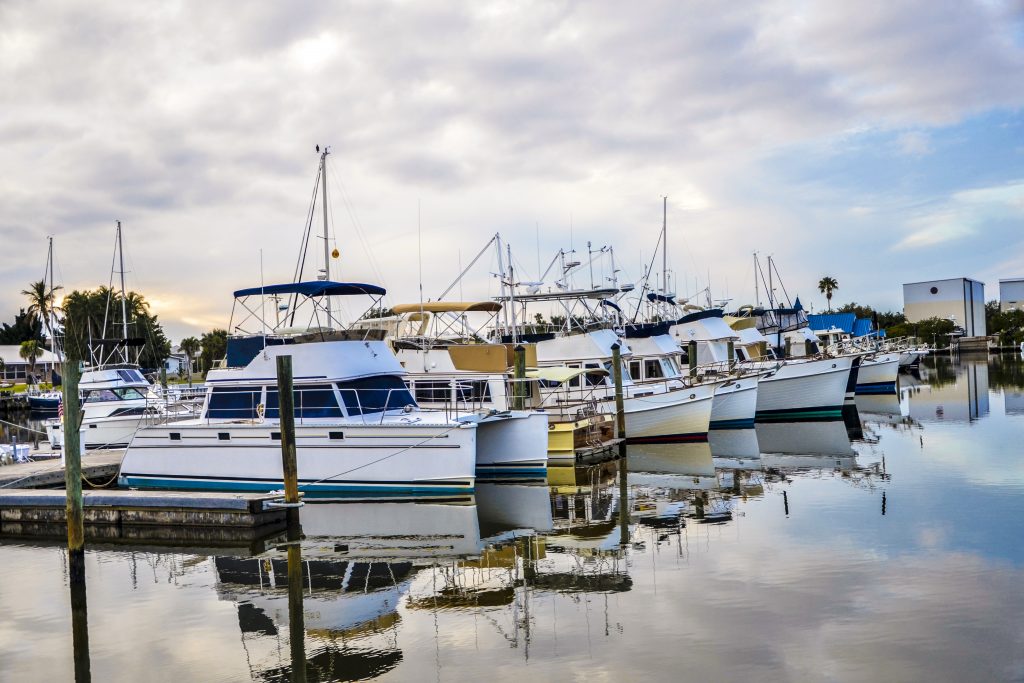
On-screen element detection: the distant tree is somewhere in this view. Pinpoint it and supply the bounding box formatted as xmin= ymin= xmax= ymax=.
xmin=19 ymin=340 xmax=39 ymax=385
xmin=60 ymin=287 xmax=171 ymax=368
xmin=985 ymin=300 xmax=1024 ymax=346
xmin=0 ymin=309 xmax=45 ymax=345
xmin=834 ymin=302 xmax=906 ymax=331
xmin=199 ymin=329 xmax=228 ymax=373
xmin=887 ymin=317 xmax=956 ymax=348
xmin=362 ymin=306 xmax=395 ymax=319
xmin=817 ymin=276 xmax=839 ymax=312
xmin=21 ymin=279 xmax=62 ymax=353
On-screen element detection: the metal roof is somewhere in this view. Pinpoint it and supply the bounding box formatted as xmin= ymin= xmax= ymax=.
xmin=807 ymin=313 xmax=856 ymax=333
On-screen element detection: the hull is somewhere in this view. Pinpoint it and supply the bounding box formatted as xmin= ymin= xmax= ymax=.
xmin=474 ymin=412 xmax=549 ymax=480
xmin=856 ymin=355 xmax=900 ymax=394
xmin=27 ymin=395 xmax=60 ymax=410
xmin=755 ymin=420 xmax=854 ymax=457
xmin=613 ymin=384 xmax=715 ymax=443
xmin=48 ymin=414 xmax=151 ymax=450
xmin=708 ymin=427 xmax=761 ymax=460
xmin=754 ymin=356 xmax=853 ymax=422
xmin=844 ymin=356 xmax=862 ymax=404
xmin=119 ymin=420 xmax=478 ymax=497
xmin=709 ymin=378 xmax=758 ymax=429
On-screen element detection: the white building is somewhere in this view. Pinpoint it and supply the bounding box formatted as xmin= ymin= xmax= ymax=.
xmin=0 ymin=345 xmax=62 ymax=383
xmin=999 ymin=278 xmax=1024 ymax=312
xmin=902 ymin=278 xmax=986 ymax=337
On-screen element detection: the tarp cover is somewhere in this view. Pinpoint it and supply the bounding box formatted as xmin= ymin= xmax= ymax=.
xmin=233 ymin=281 xmax=386 ymax=298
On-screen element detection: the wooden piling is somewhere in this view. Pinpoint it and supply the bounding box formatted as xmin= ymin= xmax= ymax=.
xmin=70 ymin=569 xmax=92 ymax=682
xmin=276 ymin=355 xmax=300 ymax=505
xmin=784 ymin=337 xmax=792 ymax=358
xmin=62 ymin=359 xmax=85 ymax=582
xmin=688 ymin=340 xmax=698 ymax=378
xmin=727 ymin=340 xmax=735 ymax=366
xmin=611 ymin=343 xmax=626 ymax=440
xmin=286 ymin=510 xmax=307 ymax=683
xmin=512 ymin=344 xmax=526 ymax=411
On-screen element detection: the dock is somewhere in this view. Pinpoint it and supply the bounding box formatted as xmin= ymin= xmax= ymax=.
xmin=0 ymin=449 xmax=124 ymax=489
xmin=0 ymin=489 xmax=291 ymax=546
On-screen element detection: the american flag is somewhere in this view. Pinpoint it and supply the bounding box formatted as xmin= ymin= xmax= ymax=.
xmin=58 ymin=395 xmax=63 ymax=419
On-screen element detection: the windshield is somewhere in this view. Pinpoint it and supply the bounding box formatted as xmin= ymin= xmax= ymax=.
xmin=84 ymin=387 xmax=148 ymax=402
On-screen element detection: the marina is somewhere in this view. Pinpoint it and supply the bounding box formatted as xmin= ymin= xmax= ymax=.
xmin=1 ymin=355 xmax=1022 ymax=680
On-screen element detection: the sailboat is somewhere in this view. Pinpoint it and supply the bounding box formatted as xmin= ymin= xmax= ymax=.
xmin=46 ymin=223 xmax=193 ymax=450
xmin=26 ymin=237 xmax=64 ymax=411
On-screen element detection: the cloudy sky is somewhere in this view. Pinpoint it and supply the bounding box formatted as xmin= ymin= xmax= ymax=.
xmin=2 ymin=0 xmax=1023 ymax=341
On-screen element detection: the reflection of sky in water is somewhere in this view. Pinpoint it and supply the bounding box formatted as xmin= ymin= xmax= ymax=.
xmin=2 ymin=357 xmax=1024 ymax=681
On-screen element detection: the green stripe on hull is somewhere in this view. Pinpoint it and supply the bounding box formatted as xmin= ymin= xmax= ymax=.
xmin=755 ymin=405 xmax=845 ymax=422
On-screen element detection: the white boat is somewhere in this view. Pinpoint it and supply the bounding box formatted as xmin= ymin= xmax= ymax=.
xmin=755 ymin=419 xmax=854 ymax=457
xmin=534 ymin=329 xmax=715 ymax=443
xmin=354 ymin=300 xmax=549 ymax=480
xmin=668 ymin=309 xmax=761 ymax=429
xmin=119 ymin=281 xmax=480 ymax=497
xmin=856 ymin=352 xmax=900 ymax=394
xmin=46 ymin=366 xmax=179 ymax=450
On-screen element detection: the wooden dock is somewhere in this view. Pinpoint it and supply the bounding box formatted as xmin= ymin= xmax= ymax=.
xmin=0 ymin=489 xmax=291 ymax=545
xmin=0 ymin=449 xmax=124 ymax=489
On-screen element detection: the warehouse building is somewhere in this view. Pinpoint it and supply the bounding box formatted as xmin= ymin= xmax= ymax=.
xmin=999 ymin=278 xmax=1024 ymax=312
xmin=902 ymin=277 xmax=986 ymax=337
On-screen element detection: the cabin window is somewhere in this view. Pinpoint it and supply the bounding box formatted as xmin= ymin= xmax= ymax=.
xmin=270 ymin=432 xmax=281 ymax=441
xmin=265 ymin=384 xmax=343 ymax=419
xmin=566 ymin=364 xmax=582 ymax=388
xmin=412 ymin=380 xmax=452 ymax=403
xmin=329 ymin=431 xmax=344 ymax=440
xmin=338 ymin=376 xmax=415 ymax=415
xmin=629 ymin=360 xmax=642 ymax=381
xmin=108 ymin=406 xmax=148 ymax=417
xmin=117 ymin=369 xmax=146 ymax=384
xmin=584 ymin=363 xmax=605 ymax=387
xmin=207 ymin=386 xmax=262 ymax=419
xmin=169 ymin=432 xmax=181 ymax=441
xmin=644 ymin=359 xmax=664 ymax=379
xmin=84 ymin=387 xmax=147 ymax=403
xmin=455 ymin=380 xmax=491 ymax=403
xmin=218 ymin=432 xmax=230 ymax=441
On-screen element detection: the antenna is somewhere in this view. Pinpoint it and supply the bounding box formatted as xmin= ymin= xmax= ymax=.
xmin=319 ymin=146 xmax=332 ymax=322
xmin=418 ymin=199 xmax=424 ymax=320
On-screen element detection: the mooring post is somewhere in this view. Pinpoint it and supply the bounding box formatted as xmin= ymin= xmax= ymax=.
xmin=286 ymin=508 xmax=307 ymax=683
xmin=727 ymin=340 xmax=735 ymax=367
xmin=611 ymin=343 xmax=626 ymax=441
xmin=159 ymin=366 xmax=167 ymax=390
xmin=784 ymin=337 xmax=792 ymax=358
xmin=513 ymin=344 xmax=526 ymax=411
xmin=688 ymin=340 xmax=698 ymax=378
xmin=276 ymin=355 xmax=299 ymax=505
xmin=62 ymin=358 xmax=85 ymax=583
xmin=70 ymin=573 xmax=92 ymax=683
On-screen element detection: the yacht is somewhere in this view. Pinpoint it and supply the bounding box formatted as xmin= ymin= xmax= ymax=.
xmin=352 ymin=300 xmax=549 ymax=479
xmin=119 ymin=281 xmax=480 ymax=497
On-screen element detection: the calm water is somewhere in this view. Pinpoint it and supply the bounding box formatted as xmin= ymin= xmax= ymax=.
xmin=2 ymin=357 xmax=1024 ymax=682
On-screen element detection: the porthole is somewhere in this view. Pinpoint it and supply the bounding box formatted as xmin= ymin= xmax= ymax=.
xmin=930 ymin=286 xmax=938 ymax=294
xmin=690 ymin=393 xmax=696 ymax=399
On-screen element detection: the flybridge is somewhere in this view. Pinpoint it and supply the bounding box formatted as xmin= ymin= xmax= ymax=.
xmin=228 ymin=280 xmax=387 ymax=338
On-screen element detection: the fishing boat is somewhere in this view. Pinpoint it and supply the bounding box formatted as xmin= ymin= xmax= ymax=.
xmin=120 ymin=280 xmax=480 ymax=497
xmin=352 ymin=300 xmax=549 ymax=479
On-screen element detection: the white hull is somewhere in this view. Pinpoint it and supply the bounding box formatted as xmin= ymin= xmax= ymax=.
xmin=755 ymin=420 xmax=854 ymax=457
xmin=856 ymin=355 xmax=900 ymax=394
xmin=473 ymin=411 xmax=549 ymax=479
xmin=708 ymin=428 xmax=761 ymax=460
xmin=605 ymin=384 xmax=715 ymax=442
xmin=48 ymin=414 xmax=151 ymax=450
xmin=476 ymin=482 xmax=554 ymax=534
xmin=709 ymin=378 xmax=758 ymax=429
xmin=120 ymin=419 xmax=478 ymax=497
xmin=751 ymin=356 xmax=852 ymax=421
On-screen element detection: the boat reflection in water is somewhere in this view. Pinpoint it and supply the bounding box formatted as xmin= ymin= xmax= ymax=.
xmin=756 ymin=419 xmax=855 ymax=459
xmin=213 ymin=499 xmax=481 ymax=681
xmin=626 ymin=442 xmax=717 ymax=490
xmin=476 ymin=481 xmax=554 ymax=538
xmin=708 ymin=427 xmax=761 ymax=469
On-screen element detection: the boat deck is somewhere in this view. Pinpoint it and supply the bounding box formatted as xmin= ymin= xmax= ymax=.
xmin=0 ymin=449 xmax=124 ymax=489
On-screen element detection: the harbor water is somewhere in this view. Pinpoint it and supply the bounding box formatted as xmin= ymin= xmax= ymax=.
xmin=1 ymin=356 xmax=1023 ymax=681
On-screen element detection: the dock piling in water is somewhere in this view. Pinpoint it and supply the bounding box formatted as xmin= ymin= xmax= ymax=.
xmin=512 ymin=344 xmax=526 ymax=411
xmin=611 ymin=343 xmax=626 ymax=440
xmin=276 ymin=355 xmax=300 ymax=504
xmin=688 ymin=340 xmax=698 ymax=378
xmin=62 ymin=359 xmax=85 ymax=582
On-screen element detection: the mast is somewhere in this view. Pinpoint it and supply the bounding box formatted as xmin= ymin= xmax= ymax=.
xmin=117 ymin=222 xmax=129 ymax=362
xmin=507 ymin=243 xmax=517 ymax=343
xmin=662 ymin=196 xmax=667 ymax=296
xmin=496 ymin=234 xmax=508 ymax=334
xmin=320 ymin=147 xmax=331 ymax=323
xmin=46 ymin=237 xmax=62 ymax=362
xmin=587 ymin=241 xmax=594 ymax=289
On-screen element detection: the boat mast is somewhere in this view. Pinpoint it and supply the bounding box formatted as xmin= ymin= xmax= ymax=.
xmin=662 ymin=196 xmax=667 ymax=298
xmin=46 ymin=237 xmax=62 ymax=362
xmin=495 ymin=234 xmax=508 ymax=335
xmin=320 ymin=147 xmax=332 ymax=324
xmin=508 ymin=243 xmax=518 ymax=343
xmin=117 ymin=221 xmax=129 ymax=363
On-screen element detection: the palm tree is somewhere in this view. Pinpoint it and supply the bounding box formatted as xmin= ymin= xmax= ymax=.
xmin=818 ymin=276 xmax=839 ymax=312
xmin=22 ymin=279 xmax=62 ymax=353
xmin=19 ymin=340 xmax=39 ymax=387
xmin=179 ymin=336 xmax=200 ymax=386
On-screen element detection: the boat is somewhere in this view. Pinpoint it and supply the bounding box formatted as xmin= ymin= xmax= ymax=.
xmin=119 ymin=280 xmax=480 ymax=497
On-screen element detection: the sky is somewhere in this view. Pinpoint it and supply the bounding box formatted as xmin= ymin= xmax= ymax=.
xmin=1 ymin=0 xmax=1023 ymax=342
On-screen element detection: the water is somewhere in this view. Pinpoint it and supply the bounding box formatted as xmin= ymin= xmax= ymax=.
xmin=2 ymin=357 xmax=1024 ymax=682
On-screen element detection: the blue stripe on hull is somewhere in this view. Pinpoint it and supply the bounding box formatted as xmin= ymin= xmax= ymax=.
xmin=476 ymin=467 xmax=548 ymax=479
xmin=710 ymin=418 xmax=756 ymax=430
xmin=855 ymin=382 xmax=897 ymax=394
xmin=120 ymin=476 xmax=474 ymax=497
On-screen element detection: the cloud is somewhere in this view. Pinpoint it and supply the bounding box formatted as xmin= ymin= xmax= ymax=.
xmin=1 ymin=0 xmax=1022 ymax=338
xmin=893 ymin=179 xmax=1024 ymax=250
xmin=896 ymin=130 xmax=933 ymax=156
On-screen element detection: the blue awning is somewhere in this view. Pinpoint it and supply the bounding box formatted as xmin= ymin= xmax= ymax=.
xmin=646 ymin=292 xmax=676 ymax=304
xmin=233 ymin=281 xmax=386 ymax=298
xmin=599 ymin=299 xmax=622 ymax=312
